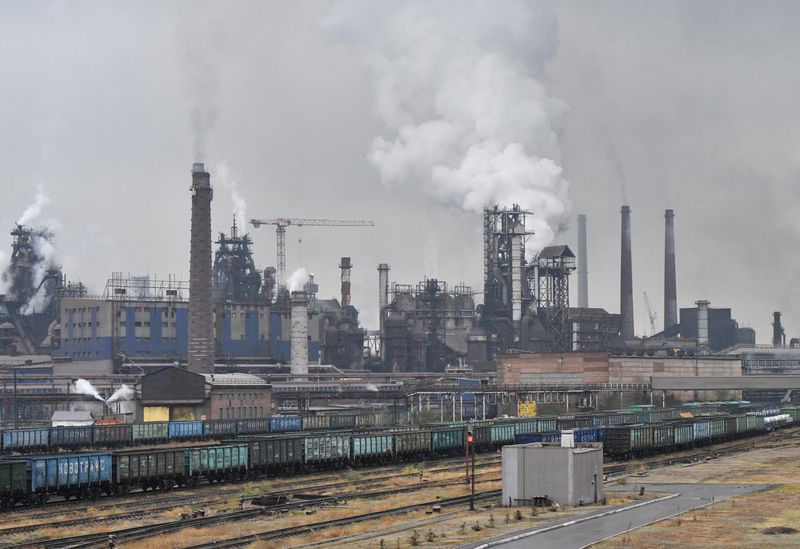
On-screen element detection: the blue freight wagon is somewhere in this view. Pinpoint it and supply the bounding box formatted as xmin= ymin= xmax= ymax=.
xmin=168 ymin=421 xmax=203 ymax=440
xmin=28 ymin=452 xmax=112 ymax=500
xmin=2 ymin=428 xmax=49 ymax=453
xmin=269 ymin=416 xmax=302 ymax=433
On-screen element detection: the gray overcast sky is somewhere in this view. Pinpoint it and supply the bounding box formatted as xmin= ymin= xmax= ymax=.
xmin=1 ymin=1 xmax=798 ymax=342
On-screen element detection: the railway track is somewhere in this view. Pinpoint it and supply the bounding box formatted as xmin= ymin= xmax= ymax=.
xmin=0 ymin=452 xmax=502 ymax=520
xmin=10 ymin=477 xmax=503 ymax=548
xmin=603 ymin=427 xmax=800 ymax=476
xmin=0 ymin=458 xmax=502 ymax=539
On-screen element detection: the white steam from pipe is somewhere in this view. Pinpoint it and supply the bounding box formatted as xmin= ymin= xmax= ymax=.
xmin=287 ymin=267 xmax=309 ymax=292
xmin=325 ymin=1 xmax=571 ymax=253
xmin=106 ymin=384 xmax=134 ymax=404
xmin=71 ymin=378 xmax=105 ymax=402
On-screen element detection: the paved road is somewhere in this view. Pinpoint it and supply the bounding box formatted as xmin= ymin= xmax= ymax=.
xmin=460 ymin=483 xmax=771 ymax=549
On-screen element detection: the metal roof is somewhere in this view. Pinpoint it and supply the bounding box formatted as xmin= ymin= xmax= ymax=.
xmin=51 ymin=411 xmax=95 ymax=421
xmin=538 ymin=245 xmax=575 ymax=258
xmin=201 ymin=373 xmax=270 ymax=386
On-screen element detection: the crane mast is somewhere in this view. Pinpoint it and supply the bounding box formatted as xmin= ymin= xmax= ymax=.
xmin=250 ymin=218 xmax=374 ymax=292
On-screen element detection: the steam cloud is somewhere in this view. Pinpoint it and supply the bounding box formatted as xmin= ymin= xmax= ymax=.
xmin=106 ymin=384 xmax=134 ymax=404
xmin=217 ymin=163 xmax=248 ymax=230
xmin=325 ymin=1 xmax=571 ymax=253
xmin=20 ymin=233 xmax=56 ymax=315
xmin=287 ymin=267 xmax=310 ymax=292
xmin=72 ymin=378 xmax=105 ymax=402
xmin=17 ymin=186 xmax=50 ymax=226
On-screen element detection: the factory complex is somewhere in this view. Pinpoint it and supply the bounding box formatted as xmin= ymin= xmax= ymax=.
xmin=0 ymin=163 xmax=798 ymax=425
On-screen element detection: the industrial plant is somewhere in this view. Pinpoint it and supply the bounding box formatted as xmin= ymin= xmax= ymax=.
xmin=0 ymin=158 xmax=796 ymax=428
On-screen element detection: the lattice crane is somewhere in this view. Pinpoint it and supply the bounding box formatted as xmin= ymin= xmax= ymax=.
xmin=250 ymin=218 xmax=375 ymax=291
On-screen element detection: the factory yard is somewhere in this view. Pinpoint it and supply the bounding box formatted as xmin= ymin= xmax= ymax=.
xmin=596 ymin=444 xmax=800 ymax=548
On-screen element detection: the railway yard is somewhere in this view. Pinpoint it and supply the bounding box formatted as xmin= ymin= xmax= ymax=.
xmin=1 ymin=425 xmax=798 ymax=549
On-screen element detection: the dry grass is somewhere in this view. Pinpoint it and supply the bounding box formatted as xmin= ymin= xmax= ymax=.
xmin=597 ymin=485 xmax=800 ymax=548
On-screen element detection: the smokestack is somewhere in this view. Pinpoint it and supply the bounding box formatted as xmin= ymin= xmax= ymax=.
xmin=664 ymin=209 xmax=677 ymax=330
xmin=340 ymin=257 xmax=352 ymax=308
xmin=188 ymin=162 xmax=214 ymax=374
xmin=377 ymin=263 xmax=390 ymax=358
xmin=290 ymin=290 xmax=310 ymax=376
xmin=773 ymin=311 xmax=785 ymax=348
xmin=696 ymin=300 xmax=709 ymax=350
xmin=620 ymin=205 xmax=634 ymax=340
xmin=577 ymin=214 xmax=588 ymax=308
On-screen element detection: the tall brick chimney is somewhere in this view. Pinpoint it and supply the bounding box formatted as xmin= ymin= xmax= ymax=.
xmin=188 ymin=163 xmax=214 ymax=374
xmin=620 ymin=205 xmax=634 ymax=340
xmin=664 ymin=209 xmax=678 ymax=330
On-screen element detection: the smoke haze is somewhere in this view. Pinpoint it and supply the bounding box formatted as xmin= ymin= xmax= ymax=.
xmin=325 ymin=0 xmax=571 ymax=254
xmin=287 ymin=267 xmax=310 ymax=293
xmin=1 ymin=2 xmax=799 ymax=342
xmin=17 ymin=186 xmax=50 ymax=226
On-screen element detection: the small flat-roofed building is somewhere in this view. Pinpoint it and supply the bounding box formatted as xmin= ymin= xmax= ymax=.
xmin=51 ymin=410 xmax=95 ymax=427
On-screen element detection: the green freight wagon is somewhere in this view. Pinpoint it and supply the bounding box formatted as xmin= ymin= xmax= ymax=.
xmin=490 ymin=423 xmax=516 ymax=446
xmin=186 ymin=444 xmax=248 ymax=483
xmin=431 ymin=428 xmax=463 ymax=456
xmin=247 ymin=436 xmax=303 ymax=473
xmin=604 ymin=425 xmax=654 ymax=458
xmin=394 ymin=431 xmax=431 ymax=459
xmin=113 ymin=448 xmax=186 ymax=492
xmin=0 ymin=460 xmax=27 ymax=508
xmin=303 ymin=435 xmax=350 ymax=464
xmin=301 ymin=415 xmax=331 ymax=431
xmin=514 ymin=420 xmax=538 ymax=436
xmin=536 ymin=417 xmax=557 ymax=432
xmin=652 ymin=425 xmax=674 ymax=449
xmin=473 ymin=425 xmax=491 ymax=449
xmin=672 ymin=422 xmax=694 ymax=447
xmin=351 ymin=434 xmax=393 ymax=463
xmin=132 ymin=422 xmax=169 ymax=444
xmin=708 ymin=417 xmax=727 ymax=441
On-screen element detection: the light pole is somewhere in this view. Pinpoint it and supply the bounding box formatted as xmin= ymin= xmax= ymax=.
xmin=466 ymin=428 xmax=475 ymax=511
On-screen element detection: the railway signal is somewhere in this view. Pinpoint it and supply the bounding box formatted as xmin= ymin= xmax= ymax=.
xmin=466 ymin=427 xmax=475 ymax=511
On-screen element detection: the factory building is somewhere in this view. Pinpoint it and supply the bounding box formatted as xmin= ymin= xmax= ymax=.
xmin=137 ymin=366 xmax=271 ymax=421
xmin=54 ymin=278 xmax=322 ymax=367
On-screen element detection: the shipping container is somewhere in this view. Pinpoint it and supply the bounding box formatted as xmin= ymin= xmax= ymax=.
xmin=49 ymin=426 xmax=93 ymax=449
xmin=203 ymin=420 xmax=238 ymax=438
xmin=269 ymin=416 xmax=302 ymax=433
xmin=0 ymin=460 xmax=27 ymax=506
xmin=431 ymin=428 xmax=463 ymax=454
xmin=247 ymin=437 xmax=303 ymax=471
xmin=28 ymin=452 xmax=112 ymax=496
xmin=2 ymin=428 xmax=49 ymax=452
xmin=113 ymin=449 xmax=186 ymax=491
xmin=132 ymin=422 xmax=169 ymax=443
xmin=301 ymin=415 xmax=331 ymax=431
xmin=236 ymin=419 xmax=270 ymax=435
xmin=351 ymin=434 xmax=393 ymax=460
xmin=303 ymin=435 xmax=350 ymax=463
xmin=92 ymin=424 xmax=133 ymax=447
xmin=394 ymin=431 xmax=431 ymax=457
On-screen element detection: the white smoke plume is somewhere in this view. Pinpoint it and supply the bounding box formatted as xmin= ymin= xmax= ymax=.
xmin=20 ymin=233 xmax=56 ymax=315
xmin=325 ymin=1 xmax=571 ymax=253
xmin=216 ymin=163 xmax=248 ymax=230
xmin=287 ymin=267 xmax=309 ymax=292
xmin=17 ymin=186 xmax=50 ymax=226
xmin=72 ymin=378 xmax=105 ymax=402
xmin=106 ymin=384 xmax=134 ymax=404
